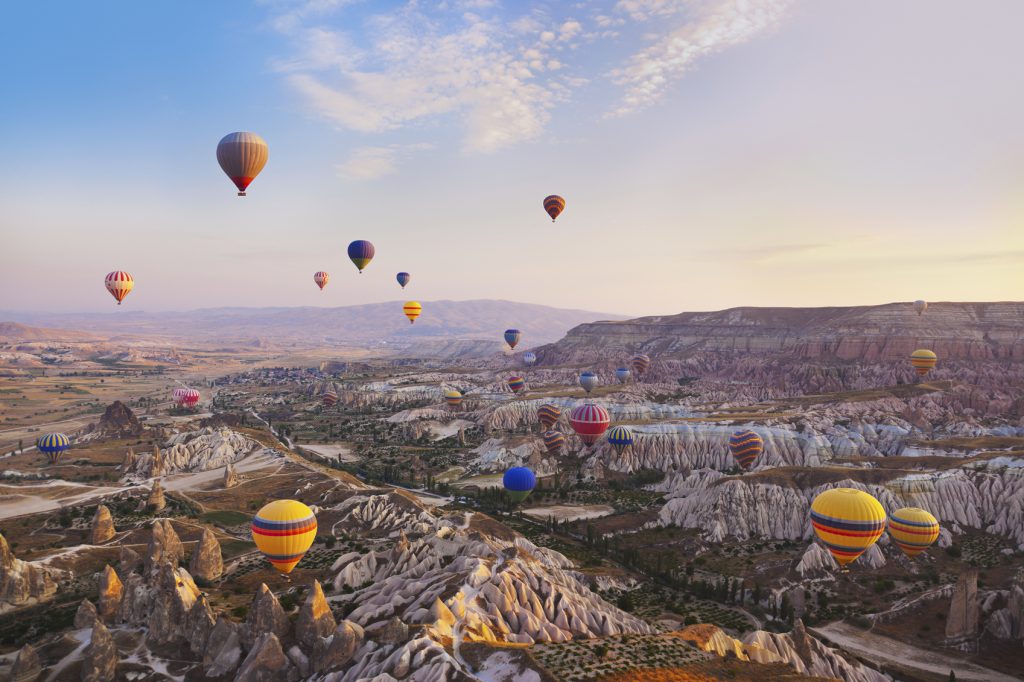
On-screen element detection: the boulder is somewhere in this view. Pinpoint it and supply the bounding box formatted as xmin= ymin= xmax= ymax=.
xmin=188 ymin=528 xmax=223 ymax=582
xmin=90 ymin=505 xmax=115 ymax=544
xmin=10 ymin=643 xmax=42 ymax=682
xmin=81 ymin=621 xmax=118 ymax=682
xmin=296 ymin=580 xmax=337 ymax=648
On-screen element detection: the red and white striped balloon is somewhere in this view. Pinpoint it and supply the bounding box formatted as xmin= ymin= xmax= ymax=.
xmin=314 ymin=271 xmax=329 ymax=291
xmin=569 ymin=403 xmax=610 ymax=446
xmin=104 ymin=271 xmax=134 ymax=305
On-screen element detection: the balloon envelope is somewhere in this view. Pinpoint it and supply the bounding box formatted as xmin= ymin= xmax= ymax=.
xmin=503 ymin=467 xmax=536 ymax=503
xmin=444 ymin=389 xmax=463 ymax=408
xmin=542 ymin=430 xmax=565 ymax=454
xmin=607 ymin=425 xmax=633 ymax=454
xmin=543 ymin=195 xmax=565 ymax=222
xmin=569 ymin=403 xmax=610 ymax=446
xmin=913 ymin=300 xmax=928 ymax=316
xmin=888 ymin=507 xmax=940 ymax=558
xmin=314 ymin=271 xmax=329 ymax=290
xmin=537 ymin=403 xmax=562 ymax=429
xmin=507 ymin=376 xmax=526 ymax=394
xmin=396 ymin=272 xmax=411 ymax=289
xmin=105 ymin=271 xmax=134 ymax=305
xmin=615 ymin=367 xmax=630 ymax=383
xmin=177 ymin=389 xmax=200 ymax=408
xmin=522 ymin=352 xmax=537 ymax=367
xmin=403 ymin=301 xmax=422 ymax=324
xmin=910 ymin=349 xmax=937 ymax=376
xmin=37 ymin=433 xmax=70 ymax=464
xmin=810 ymin=488 xmax=886 ymax=566
xmin=728 ymin=430 xmax=763 ymax=470
xmin=251 ymin=500 xmax=317 ymax=574
xmin=347 ymin=240 xmax=375 ymax=272
xmin=579 ymin=372 xmax=598 ymax=394
xmin=216 ymin=132 xmax=268 ymax=196
xmin=322 ymin=390 xmax=338 ymax=407
xmin=630 ymin=354 xmax=651 ymax=375
xmin=504 ymin=329 xmax=521 ymax=349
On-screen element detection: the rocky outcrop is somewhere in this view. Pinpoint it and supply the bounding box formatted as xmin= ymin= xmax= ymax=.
xmin=0 ymin=533 xmax=57 ymax=611
xmin=75 ymin=599 xmax=99 ymax=629
xmin=10 ymin=643 xmax=41 ymax=682
xmin=147 ymin=562 xmax=201 ymax=646
xmin=187 ymin=595 xmax=216 ymax=655
xmin=146 ymin=480 xmax=166 ymax=512
xmin=223 ymin=461 xmax=238 ymax=488
xmin=745 ymin=619 xmax=890 ymax=682
xmin=244 ymin=584 xmax=290 ymax=648
xmin=296 ymin=580 xmax=336 ymax=648
xmin=81 ymin=620 xmax=118 ymax=682
xmin=90 ymin=505 xmax=115 ymax=544
xmin=328 ymin=493 xmax=439 ymax=537
xmin=235 ymin=632 xmax=295 ymax=681
xmin=144 ymin=519 xmax=183 ymax=574
xmin=119 ymin=545 xmax=141 ymax=574
xmin=96 ymin=565 xmax=122 ymax=621
xmin=188 ymin=528 xmax=223 ymax=582
xmin=795 ymin=543 xmax=838 ymax=577
xmin=204 ymin=616 xmax=243 ymax=677
xmin=94 ymin=400 xmax=143 ymax=438
xmin=123 ymin=427 xmax=260 ymax=478
xmin=946 ymin=568 xmax=979 ymax=642
xmin=312 ymin=619 xmax=364 ymax=673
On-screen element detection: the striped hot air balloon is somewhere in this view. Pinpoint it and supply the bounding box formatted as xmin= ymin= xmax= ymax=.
xmin=105 ymin=271 xmax=134 ymax=305
xmin=37 ymin=433 xmax=70 ymax=465
xmin=607 ymin=425 xmax=634 ymax=455
xmin=322 ymin=390 xmax=338 ymax=407
xmin=347 ymin=240 xmax=375 ymax=273
xmin=504 ymin=329 xmax=521 ymax=350
xmin=503 ymin=467 xmax=536 ymax=503
xmin=537 ymin=403 xmax=562 ymax=429
xmin=615 ymin=367 xmax=631 ymax=384
xmin=728 ymin=430 xmax=764 ymax=471
xmin=314 ymin=271 xmax=329 ymax=291
xmin=444 ymin=389 xmax=463 ymax=409
xmin=579 ymin=371 xmax=598 ymax=394
xmin=630 ymin=354 xmax=651 ymax=376
xmin=569 ymin=403 xmax=610 ymax=447
xmin=543 ymin=195 xmax=565 ymax=222
xmin=403 ymin=301 xmax=422 ymax=324
xmin=810 ymin=488 xmax=886 ymax=567
xmin=396 ymin=272 xmax=411 ymax=289
xmin=542 ymin=430 xmax=565 ymax=455
xmin=172 ymin=387 xmax=188 ymax=404
xmin=888 ymin=507 xmax=940 ymax=558
xmin=522 ymin=352 xmax=537 ymax=367
xmin=910 ymin=349 xmax=937 ymax=376
xmin=251 ymin=500 xmax=317 ymax=574
xmin=217 ymin=132 xmax=268 ymax=196
xmin=507 ymin=376 xmax=526 ymax=394
xmin=913 ymin=300 xmax=928 ymax=316
xmin=178 ymin=388 xmax=200 ymax=409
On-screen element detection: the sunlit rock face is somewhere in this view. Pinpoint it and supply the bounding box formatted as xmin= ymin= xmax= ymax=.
xmin=744 ymin=620 xmax=891 ymax=682
xmin=123 ymin=426 xmax=261 ymax=478
xmin=0 ymin=533 xmax=58 ymax=612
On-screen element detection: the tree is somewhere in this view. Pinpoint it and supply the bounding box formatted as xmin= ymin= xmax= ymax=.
xmin=948 ymin=672 xmax=956 ymax=682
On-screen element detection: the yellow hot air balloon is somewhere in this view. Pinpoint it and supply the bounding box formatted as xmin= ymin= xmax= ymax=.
xmin=888 ymin=507 xmax=940 ymax=558
xmin=810 ymin=488 xmax=886 ymax=567
xmin=403 ymin=301 xmax=422 ymax=324
xmin=910 ymin=349 xmax=937 ymax=376
xmin=251 ymin=500 xmax=317 ymax=574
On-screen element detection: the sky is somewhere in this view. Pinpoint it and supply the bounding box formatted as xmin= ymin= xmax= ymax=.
xmin=1 ymin=0 xmax=1022 ymax=317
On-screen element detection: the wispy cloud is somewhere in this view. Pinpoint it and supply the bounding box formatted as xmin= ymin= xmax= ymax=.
xmin=336 ymin=143 xmax=433 ymax=181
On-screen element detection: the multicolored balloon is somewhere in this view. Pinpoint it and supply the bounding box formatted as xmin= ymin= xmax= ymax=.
xmin=537 ymin=403 xmax=562 ymax=429
xmin=607 ymin=425 xmax=634 ymax=455
xmin=810 ymin=488 xmax=886 ymax=567
xmin=322 ymin=390 xmax=338 ymax=407
xmin=444 ymin=389 xmax=463 ymax=409
xmin=579 ymin=371 xmax=598 ymax=394
xmin=910 ymin=349 xmax=937 ymax=376
xmin=728 ymin=430 xmax=763 ymax=471
xmin=105 ymin=271 xmax=134 ymax=305
xmin=507 ymin=376 xmax=526 ymax=394
xmin=503 ymin=467 xmax=536 ymax=503
xmin=217 ymin=132 xmax=268 ymax=197
xmin=888 ymin=507 xmax=940 ymax=559
xmin=913 ymin=300 xmax=928 ymax=316
xmin=36 ymin=433 xmax=70 ymax=465
xmin=630 ymin=354 xmax=651 ymax=376
xmin=251 ymin=500 xmax=317 ymax=574
xmin=543 ymin=195 xmax=565 ymax=222
xmin=542 ymin=430 xmax=565 ymax=455
xmin=569 ymin=403 xmax=610 ymax=447
xmin=522 ymin=352 xmax=537 ymax=367
xmin=347 ymin=240 xmax=375 ymax=273
xmin=314 ymin=271 xmax=329 ymax=291
xmin=396 ymin=272 xmax=411 ymax=289
xmin=403 ymin=301 xmax=422 ymax=324
xmin=504 ymin=329 xmax=521 ymax=350
xmin=615 ymin=367 xmax=631 ymax=384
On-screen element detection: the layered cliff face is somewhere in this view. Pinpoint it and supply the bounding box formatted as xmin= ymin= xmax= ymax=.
xmin=123 ymin=427 xmax=262 ymax=478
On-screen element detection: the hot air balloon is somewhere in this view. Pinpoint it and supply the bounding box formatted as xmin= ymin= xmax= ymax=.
xmin=403 ymin=301 xmax=422 ymax=324
xmin=569 ymin=403 xmax=610 ymax=447
xmin=314 ymin=271 xmax=329 ymax=291
xmin=543 ymin=195 xmax=565 ymax=222
xmin=37 ymin=433 xmax=70 ymax=465
xmin=503 ymin=467 xmax=536 ymax=503
xmin=347 ymin=240 xmax=375 ymax=273
xmin=910 ymin=349 xmax=937 ymax=376
xmin=251 ymin=499 xmax=317 ymax=574
xmin=543 ymin=430 xmax=565 ymax=455
xmin=322 ymin=390 xmax=338 ymax=407
xmin=888 ymin=507 xmax=940 ymax=558
xmin=522 ymin=352 xmax=537 ymax=367
xmin=172 ymin=387 xmax=188 ymax=404
xmin=579 ymin=371 xmax=598 ymax=394
xmin=396 ymin=272 xmax=411 ymax=289
xmin=105 ymin=271 xmax=134 ymax=305
xmin=615 ymin=367 xmax=631 ymax=384
xmin=537 ymin=403 xmax=562 ymax=429
xmin=607 ymin=425 xmax=633 ymax=455
xmin=507 ymin=376 xmax=526 ymax=394
xmin=216 ymin=132 xmax=268 ymax=197
xmin=444 ymin=389 xmax=463 ymax=409
xmin=177 ymin=388 xmax=200 ymax=409
xmin=630 ymin=354 xmax=651 ymax=376
xmin=728 ymin=430 xmax=763 ymax=471
xmin=810 ymin=488 xmax=886 ymax=567
xmin=913 ymin=300 xmax=928 ymax=316
xmin=504 ymin=329 xmax=521 ymax=350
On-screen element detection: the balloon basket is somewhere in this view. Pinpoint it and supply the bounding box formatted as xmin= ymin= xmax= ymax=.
xmin=237 ymin=191 xmax=246 ymax=197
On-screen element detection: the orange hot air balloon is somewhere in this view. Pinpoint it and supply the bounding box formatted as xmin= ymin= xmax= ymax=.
xmin=403 ymin=301 xmax=422 ymax=324
xmin=543 ymin=195 xmax=565 ymax=222
xmin=217 ymin=132 xmax=268 ymax=196
xmin=105 ymin=271 xmax=134 ymax=305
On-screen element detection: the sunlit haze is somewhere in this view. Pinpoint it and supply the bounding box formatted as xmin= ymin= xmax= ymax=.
xmin=2 ymin=0 xmax=1022 ymax=316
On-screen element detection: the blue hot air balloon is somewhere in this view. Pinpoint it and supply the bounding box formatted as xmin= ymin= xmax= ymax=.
xmin=615 ymin=367 xmax=631 ymax=384
xmin=37 ymin=432 xmax=70 ymax=465
xmin=504 ymin=329 xmax=521 ymax=350
xmin=347 ymin=240 xmax=375 ymax=273
xmin=607 ymin=425 xmax=634 ymax=455
xmin=396 ymin=272 xmax=411 ymax=289
xmin=579 ymin=371 xmax=598 ymax=394
xmin=503 ymin=467 xmax=536 ymax=503
xmin=522 ymin=352 xmax=537 ymax=367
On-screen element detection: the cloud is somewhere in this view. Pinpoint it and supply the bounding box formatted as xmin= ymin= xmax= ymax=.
xmin=336 ymin=143 xmax=433 ymax=181
xmin=609 ymin=0 xmax=792 ymax=116
xmin=614 ymin=0 xmax=687 ymax=22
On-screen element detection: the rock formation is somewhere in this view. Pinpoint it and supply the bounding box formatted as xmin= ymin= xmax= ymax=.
xmin=312 ymin=620 xmax=364 ymax=673
xmin=74 ymin=599 xmax=98 ymax=629
xmin=188 ymin=528 xmax=223 ymax=582
xmin=296 ymin=580 xmax=336 ymax=648
xmin=144 ymin=519 xmax=183 ymax=574
xmin=123 ymin=427 xmax=260 ymax=478
xmin=204 ymin=616 xmax=243 ymax=677
xmin=147 ymin=562 xmax=201 ymax=646
xmin=90 ymin=505 xmax=115 ymax=544
xmin=0 ymin=533 xmax=57 ymax=610
xmin=97 ymin=565 xmax=122 ymax=621
xmin=187 ymin=595 xmax=216 ymax=655
xmin=244 ymin=583 xmax=290 ymax=648
xmin=81 ymin=620 xmax=118 ymax=682
xmin=235 ymin=632 xmax=295 ymax=681
xmin=119 ymin=545 xmax=141 ymax=574
xmin=223 ymin=461 xmax=238 ymax=488
xmin=946 ymin=568 xmax=980 ymax=642
xmin=121 ymin=447 xmax=136 ymax=472
xmin=94 ymin=400 xmax=143 ymax=437
xmin=146 ymin=479 xmax=166 ymax=512
xmin=745 ymin=619 xmax=890 ymax=682
xmin=10 ymin=643 xmax=41 ymax=682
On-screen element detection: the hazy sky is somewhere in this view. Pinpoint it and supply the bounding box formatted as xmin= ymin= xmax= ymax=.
xmin=2 ymin=0 xmax=1022 ymax=317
